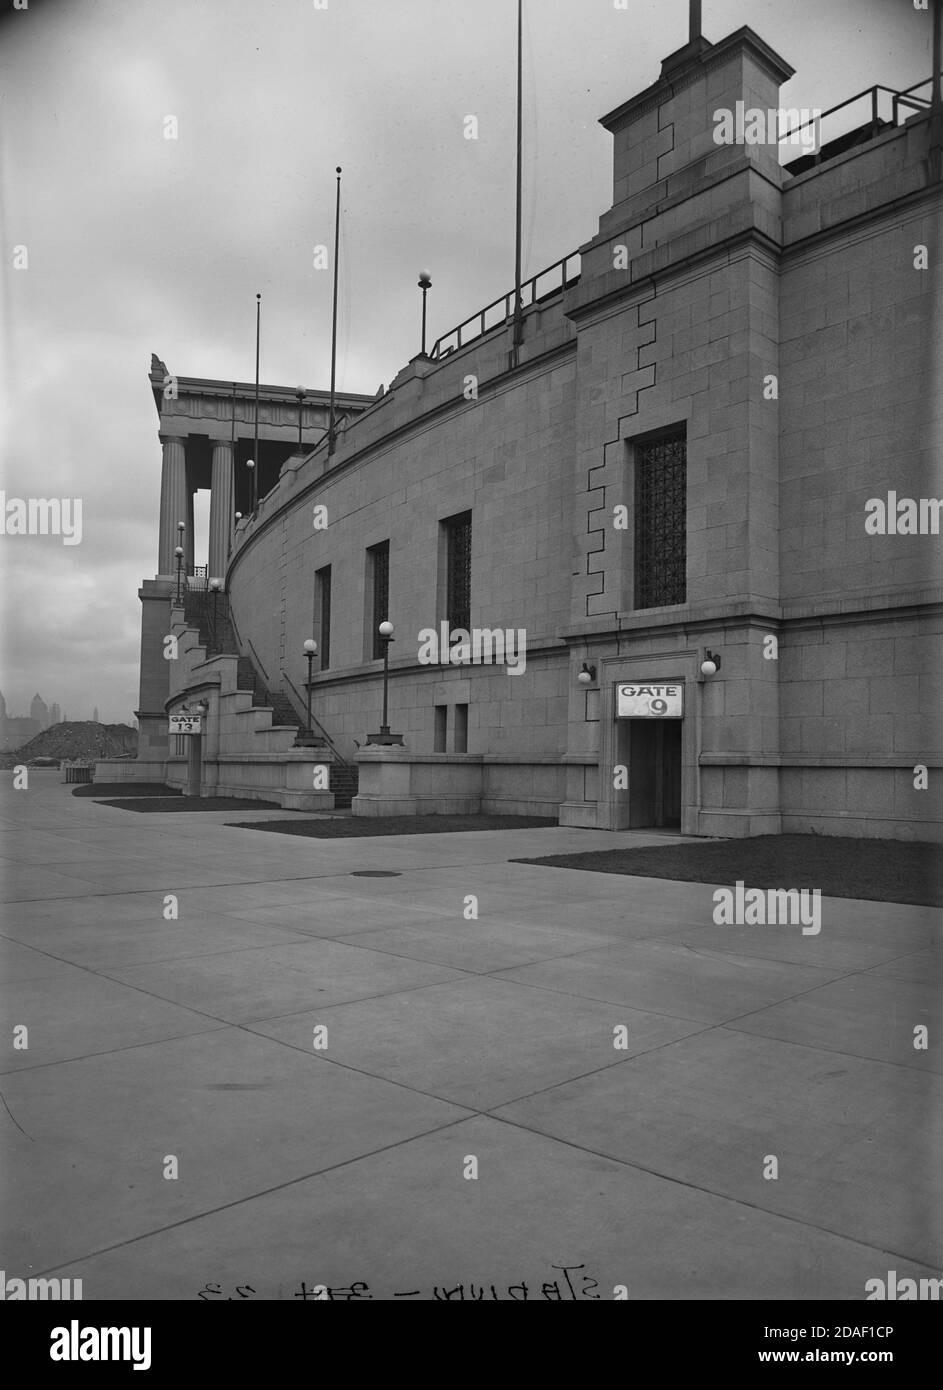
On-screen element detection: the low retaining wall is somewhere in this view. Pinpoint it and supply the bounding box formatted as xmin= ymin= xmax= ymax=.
xmin=352 ymin=748 xmax=566 ymax=817
xmin=93 ymin=758 xmax=169 ymax=783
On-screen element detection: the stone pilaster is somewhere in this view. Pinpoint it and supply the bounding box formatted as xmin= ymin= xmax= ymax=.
xmin=157 ymin=434 xmax=188 ymax=576
xmin=208 ymin=439 xmax=234 ymax=581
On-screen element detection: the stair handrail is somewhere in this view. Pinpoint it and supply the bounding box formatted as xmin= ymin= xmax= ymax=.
xmin=224 ymin=609 xmax=351 ymax=765
xmin=280 ymin=669 xmax=354 ymax=768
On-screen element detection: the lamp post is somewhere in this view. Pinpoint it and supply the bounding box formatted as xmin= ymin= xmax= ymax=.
xmin=303 ymin=638 xmax=317 ymax=738
xmin=418 ymin=270 xmax=432 ymax=356
xmin=246 ymin=457 xmax=256 ymax=513
xmin=174 ymin=545 xmax=185 ymax=605
xmin=379 ymin=621 xmax=394 ymax=734
xmin=364 ymin=620 xmax=403 ymax=746
xmin=295 ymin=388 xmax=306 ymax=452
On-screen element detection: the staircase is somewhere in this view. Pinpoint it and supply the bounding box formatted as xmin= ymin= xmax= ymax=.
xmin=183 ymin=592 xmax=359 ymax=809
xmin=327 ymin=762 xmax=360 ymax=810
xmin=183 ymin=592 xmax=238 ymax=660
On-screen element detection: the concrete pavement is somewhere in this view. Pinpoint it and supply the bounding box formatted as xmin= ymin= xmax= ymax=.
xmin=1 ymin=773 xmax=941 ymax=1300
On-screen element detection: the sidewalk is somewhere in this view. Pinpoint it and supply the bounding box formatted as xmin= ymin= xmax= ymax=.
xmin=1 ymin=773 xmax=940 ymax=1300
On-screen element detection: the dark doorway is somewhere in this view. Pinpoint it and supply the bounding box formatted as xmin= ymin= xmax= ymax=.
xmin=628 ymin=720 xmax=682 ymax=829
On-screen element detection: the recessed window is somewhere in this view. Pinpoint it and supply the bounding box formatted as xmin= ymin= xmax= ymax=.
xmin=444 ymin=511 xmax=472 ymax=631
xmin=454 ymin=703 xmax=468 ymax=754
xmin=634 ymin=429 xmax=686 ymax=609
xmin=367 ymin=541 xmax=389 ymax=659
xmin=316 ymin=565 xmax=331 ymax=671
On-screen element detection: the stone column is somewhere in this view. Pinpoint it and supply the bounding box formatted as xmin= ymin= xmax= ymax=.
xmin=208 ymin=439 xmax=234 ymax=581
xmin=157 ymin=434 xmax=188 ymax=575
xmin=186 ymin=486 xmax=195 ymax=574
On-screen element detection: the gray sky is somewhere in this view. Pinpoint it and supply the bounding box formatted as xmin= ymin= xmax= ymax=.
xmin=0 ymin=0 xmax=929 ymax=723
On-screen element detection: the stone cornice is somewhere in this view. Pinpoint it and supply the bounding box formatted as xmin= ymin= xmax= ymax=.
xmin=599 ymin=26 xmax=795 ymax=133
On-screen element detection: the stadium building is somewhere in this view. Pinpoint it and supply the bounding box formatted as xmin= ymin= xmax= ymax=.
xmin=102 ymin=22 xmax=942 ymax=841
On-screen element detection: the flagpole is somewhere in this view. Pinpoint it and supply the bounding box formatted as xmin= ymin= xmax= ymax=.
xmin=930 ymin=0 xmax=941 ymax=184
xmin=689 ymin=0 xmax=701 ymax=42
xmin=328 ymin=166 xmax=342 ymax=455
xmin=252 ymin=293 xmax=260 ymax=512
xmin=512 ymin=0 xmax=524 ymax=358
xmin=229 ymin=380 xmax=236 ymax=555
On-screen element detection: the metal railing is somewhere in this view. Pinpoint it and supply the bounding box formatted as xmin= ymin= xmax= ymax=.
xmin=281 ymin=669 xmax=355 ymax=769
xmin=779 ymin=78 xmax=932 ymax=158
xmin=430 ymin=250 xmax=582 ymax=361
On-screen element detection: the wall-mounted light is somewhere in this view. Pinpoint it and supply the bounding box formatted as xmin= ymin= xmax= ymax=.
xmin=577 ymin=662 xmax=597 ymax=685
xmin=699 ymin=649 xmax=722 ymax=678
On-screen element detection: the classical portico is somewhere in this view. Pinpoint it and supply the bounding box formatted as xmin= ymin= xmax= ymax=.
xmin=150 ymin=354 xmax=374 ymax=582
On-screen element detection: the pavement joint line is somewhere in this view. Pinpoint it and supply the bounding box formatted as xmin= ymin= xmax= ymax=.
xmin=271 ymin=927 xmax=670 ymax=975
xmin=1 ymin=925 xmax=503 ymax=1033
xmin=26 ymin=1088 xmax=929 ymax=1284
xmin=480 ymin=1110 xmax=937 ymax=1272
xmin=719 ymin=1023 xmax=942 ymax=1076
xmin=0 ymin=861 xmax=606 ymax=907
xmin=0 ymin=935 xmax=261 ymax=1045
xmin=233 ymin=1019 xmax=517 ymax=1111
xmin=28 ymin=1113 xmax=477 ymax=1283
xmin=692 ymin=959 xmax=920 ymax=1032
xmin=226 ymin=968 xmax=491 ymax=1026
xmin=0 ymin=1024 xmax=233 ymax=1079
xmin=708 ymin=1021 xmax=943 ymax=1078
xmin=0 ymin=928 xmax=330 ymax=971
xmin=474 ymin=1023 xmax=723 ymax=1110
xmin=482 ymin=948 xmax=887 ymax=1029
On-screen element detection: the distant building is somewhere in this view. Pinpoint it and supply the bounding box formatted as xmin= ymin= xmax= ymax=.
xmin=30 ymin=694 xmax=49 ymax=730
xmin=49 ymin=702 xmax=61 ymax=725
xmin=93 ymin=706 xmax=100 ymax=724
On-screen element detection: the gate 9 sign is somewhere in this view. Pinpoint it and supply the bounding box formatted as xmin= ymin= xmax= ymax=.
xmin=616 ymin=683 xmax=683 ymax=718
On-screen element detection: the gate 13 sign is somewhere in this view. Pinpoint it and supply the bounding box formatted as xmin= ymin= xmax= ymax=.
xmin=169 ymin=714 xmax=202 ymax=735
xmin=617 ymin=683 xmax=683 ymax=718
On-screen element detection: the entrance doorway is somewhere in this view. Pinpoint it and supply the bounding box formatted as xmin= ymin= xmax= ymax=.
xmin=627 ymin=720 xmax=682 ymax=829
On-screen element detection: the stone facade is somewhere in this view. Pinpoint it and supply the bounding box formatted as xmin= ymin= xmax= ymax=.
xmin=118 ymin=25 xmax=942 ymax=838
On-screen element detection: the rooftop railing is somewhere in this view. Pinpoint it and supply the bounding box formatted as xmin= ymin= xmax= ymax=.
xmin=430 ymin=250 xmax=582 ymax=361
xmin=428 ymin=82 xmax=934 ymax=362
xmin=778 ymin=77 xmax=933 ymax=159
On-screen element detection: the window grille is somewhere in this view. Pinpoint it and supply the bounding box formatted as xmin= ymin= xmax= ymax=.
xmin=370 ymin=542 xmax=389 ymax=659
xmin=445 ymin=512 xmax=472 ymax=631
xmin=634 ymin=432 xmax=686 ymax=609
